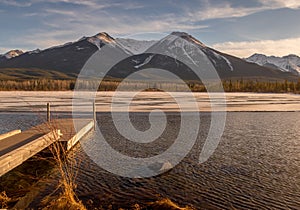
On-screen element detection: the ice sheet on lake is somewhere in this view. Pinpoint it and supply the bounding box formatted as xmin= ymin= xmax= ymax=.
xmin=0 ymin=91 xmax=299 ymax=112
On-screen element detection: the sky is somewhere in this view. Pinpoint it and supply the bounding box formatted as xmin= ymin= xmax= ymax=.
xmin=0 ymin=0 xmax=299 ymax=58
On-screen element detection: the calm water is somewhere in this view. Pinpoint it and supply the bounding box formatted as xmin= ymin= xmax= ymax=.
xmin=1 ymin=112 xmax=300 ymax=209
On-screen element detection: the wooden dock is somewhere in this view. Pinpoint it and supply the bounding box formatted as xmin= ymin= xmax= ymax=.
xmin=0 ymin=118 xmax=94 ymax=177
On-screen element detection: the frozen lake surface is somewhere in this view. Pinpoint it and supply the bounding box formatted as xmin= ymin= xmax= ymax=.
xmin=0 ymin=91 xmax=299 ymax=112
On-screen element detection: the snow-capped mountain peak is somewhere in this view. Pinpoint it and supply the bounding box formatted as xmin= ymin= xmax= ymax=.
xmin=116 ymin=38 xmax=157 ymax=54
xmin=0 ymin=31 xmax=299 ymax=81
xmin=171 ymin=31 xmax=206 ymax=48
xmin=94 ymin=32 xmax=115 ymax=44
xmin=4 ymin=49 xmax=24 ymax=59
xmin=87 ymin=32 xmax=116 ymax=50
xmin=246 ymin=53 xmax=300 ymax=75
xmin=150 ymin=31 xmax=233 ymax=71
xmin=86 ymin=33 xmax=157 ymax=55
xmin=28 ymin=49 xmax=41 ymax=54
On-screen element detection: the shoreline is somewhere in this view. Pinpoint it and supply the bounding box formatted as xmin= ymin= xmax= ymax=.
xmin=0 ymin=90 xmax=299 ymax=94
xmin=0 ymin=110 xmax=300 ymax=114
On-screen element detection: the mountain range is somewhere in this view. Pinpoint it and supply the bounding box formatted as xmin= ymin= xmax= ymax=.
xmin=245 ymin=53 xmax=300 ymax=75
xmin=0 ymin=32 xmax=299 ymax=81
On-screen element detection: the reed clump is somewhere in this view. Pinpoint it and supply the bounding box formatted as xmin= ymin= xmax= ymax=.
xmin=147 ymin=198 xmax=195 ymax=210
xmin=41 ymin=121 xmax=86 ymax=210
xmin=0 ymin=191 xmax=11 ymax=209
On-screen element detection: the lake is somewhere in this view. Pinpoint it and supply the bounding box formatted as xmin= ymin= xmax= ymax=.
xmin=0 ymin=91 xmax=299 ymax=209
xmin=1 ymin=110 xmax=299 ymax=209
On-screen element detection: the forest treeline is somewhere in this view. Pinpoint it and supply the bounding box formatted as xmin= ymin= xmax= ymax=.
xmin=0 ymin=79 xmax=300 ymax=93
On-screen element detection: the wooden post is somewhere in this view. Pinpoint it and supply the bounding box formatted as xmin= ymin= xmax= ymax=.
xmin=93 ymin=101 xmax=96 ymax=130
xmin=47 ymin=103 xmax=50 ymax=122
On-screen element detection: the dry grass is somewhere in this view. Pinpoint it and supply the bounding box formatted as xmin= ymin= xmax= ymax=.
xmin=0 ymin=191 xmax=11 ymax=209
xmin=42 ymin=193 xmax=85 ymax=210
xmin=39 ymin=119 xmax=86 ymax=210
xmin=147 ymin=198 xmax=195 ymax=210
xmin=7 ymin=103 xmax=86 ymax=209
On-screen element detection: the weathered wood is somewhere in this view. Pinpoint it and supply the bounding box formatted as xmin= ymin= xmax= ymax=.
xmin=93 ymin=101 xmax=96 ymax=131
xmin=0 ymin=129 xmax=21 ymax=141
xmin=0 ymin=118 xmax=94 ymax=177
xmin=46 ymin=119 xmax=94 ymax=150
xmin=0 ymin=130 xmax=60 ymax=176
xmin=66 ymin=120 xmax=94 ymax=150
xmin=47 ymin=103 xmax=50 ymax=122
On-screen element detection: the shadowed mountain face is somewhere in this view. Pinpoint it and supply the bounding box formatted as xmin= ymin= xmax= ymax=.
xmin=0 ymin=39 xmax=98 ymax=79
xmin=0 ymin=32 xmax=299 ymax=81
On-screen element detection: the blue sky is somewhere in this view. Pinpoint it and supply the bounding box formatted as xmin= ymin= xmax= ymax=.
xmin=0 ymin=0 xmax=299 ymax=57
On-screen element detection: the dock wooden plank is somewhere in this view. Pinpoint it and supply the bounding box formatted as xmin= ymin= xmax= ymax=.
xmin=0 ymin=130 xmax=59 ymax=177
xmin=66 ymin=120 xmax=94 ymax=150
xmin=0 ymin=118 xmax=94 ymax=177
xmin=0 ymin=129 xmax=21 ymax=141
xmin=0 ymin=132 xmax=46 ymax=156
xmin=47 ymin=119 xmax=94 ymax=142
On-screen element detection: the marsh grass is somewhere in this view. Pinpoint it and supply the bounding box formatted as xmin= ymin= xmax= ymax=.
xmin=147 ymin=198 xmax=195 ymax=210
xmin=127 ymin=198 xmax=195 ymax=210
xmin=0 ymin=191 xmax=11 ymax=208
xmin=0 ymin=102 xmax=86 ymax=209
xmin=34 ymin=112 xmax=86 ymax=210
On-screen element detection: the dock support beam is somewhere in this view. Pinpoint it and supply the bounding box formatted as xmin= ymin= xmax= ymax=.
xmin=47 ymin=103 xmax=50 ymax=122
xmin=93 ymin=101 xmax=96 ymax=131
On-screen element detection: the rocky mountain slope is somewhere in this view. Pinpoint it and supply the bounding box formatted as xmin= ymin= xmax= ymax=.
xmin=0 ymin=32 xmax=298 ymax=81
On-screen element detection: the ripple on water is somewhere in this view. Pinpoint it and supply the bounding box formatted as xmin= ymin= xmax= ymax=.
xmin=1 ymin=112 xmax=300 ymax=209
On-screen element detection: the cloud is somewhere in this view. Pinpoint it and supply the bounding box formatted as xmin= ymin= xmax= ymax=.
xmin=7 ymin=8 xmax=209 ymax=52
xmin=23 ymin=12 xmax=40 ymax=17
xmin=183 ymin=0 xmax=300 ymax=21
xmin=44 ymin=8 xmax=76 ymax=16
xmin=1 ymin=0 xmax=300 ymax=55
xmin=44 ymin=0 xmax=144 ymax=10
xmin=0 ymin=0 xmax=33 ymax=7
xmin=0 ymin=47 xmax=14 ymax=54
xmin=48 ymin=0 xmax=99 ymax=6
xmin=186 ymin=2 xmax=262 ymax=21
xmin=27 ymin=6 xmax=209 ymax=44
xmin=212 ymin=37 xmax=300 ymax=58
xmin=258 ymin=0 xmax=300 ymax=9
xmin=11 ymin=29 xmax=75 ymax=51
